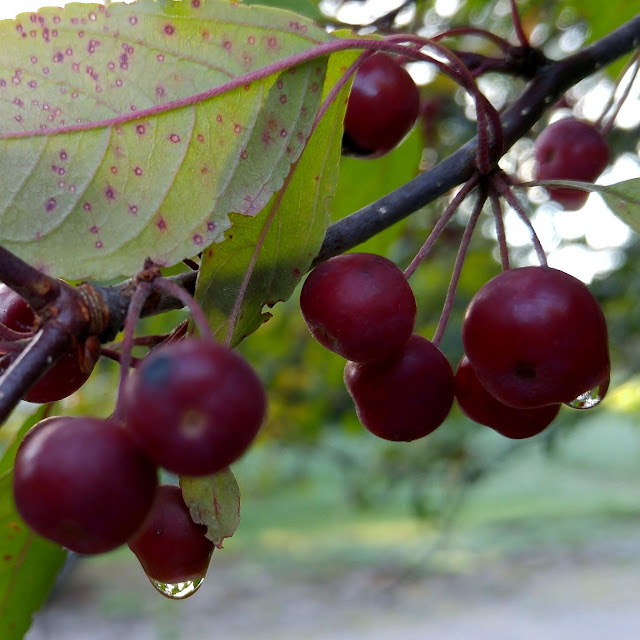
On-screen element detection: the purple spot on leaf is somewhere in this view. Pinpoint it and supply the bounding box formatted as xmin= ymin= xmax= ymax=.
xmin=30 ymin=56 xmax=37 ymax=64
xmin=129 ymin=16 xmax=138 ymax=25
xmin=83 ymin=202 xmax=92 ymax=211
xmin=129 ymin=204 xmax=138 ymax=214
xmin=136 ymin=124 xmax=146 ymax=135
xmin=157 ymin=54 xmax=165 ymax=62
xmin=156 ymin=217 xmax=167 ymax=230
xmin=280 ymin=95 xmax=287 ymax=104
xmin=207 ymin=221 xmax=215 ymax=231
xmin=267 ymin=37 xmax=278 ymax=49
xmin=192 ymin=234 xmax=204 ymax=245
xmin=90 ymin=225 xmax=99 ymax=234
xmin=223 ymin=40 xmax=232 ymax=51
xmin=168 ymin=134 xmax=180 ymax=143
xmin=197 ymin=134 xmax=205 ymax=143
xmin=164 ymin=24 xmax=175 ymax=35
xmin=192 ymin=0 xmax=201 ymax=7
xmin=104 ymin=185 xmax=116 ymax=200
xmin=216 ymin=114 xmax=223 ymax=123
xmin=110 ymin=166 xmax=118 ymax=174
xmin=134 ymin=167 xmax=143 ymax=176
xmin=155 ymin=85 xmax=166 ymax=97
xmin=45 ymin=197 xmax=57 ymax=212
xmin=234 ymin=123 xmax=242 ymax=134
xmin=95 ymin=241 xmax=103 ymax=249
xmin=248 ymin=35 xmax=255 ymax=45
xmin=53 ymin=51 xmax=64 ymax=63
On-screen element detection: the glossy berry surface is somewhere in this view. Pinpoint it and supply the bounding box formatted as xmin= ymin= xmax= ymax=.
xmin=0 ymin=284 xmax=96 ymax=403
xmin=124 ymin=339 xmax=266 ymax=476
xmin=0 ymin=284 xmax=36 ymax=333
xmin=462 ymin=266 xmax=610 ymax=409
xmin=344 ymin=334 xmax=454 ymax=441
xmin=129 ymin=484 xmax=214 ymax=585
xmin=300 ymin=253 xmax=416 ymax=364
xmin=455 ymin=356 xmax=561 ymax=439
xmin=13 ymin=416 xmax=158 ymax=554
xmin=343 ymin=53 xmax=420 ymax=158
xmin=534 ymin=118 xmax=610 ymax=210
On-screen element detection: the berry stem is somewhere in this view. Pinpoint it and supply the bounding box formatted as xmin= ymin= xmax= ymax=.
xmin=404 ymin=173 xmax=481 ymax=280
xmin=489 ymin=189 xmax=511 ymax=270
xmin=433 ymin=27 xmax=514 ymax=52
xmin=510 ymin=0 xmax=530 ymax=48
xmin=493 ymin=173 xmax=548 ymax=266
xmin=152 ymin=278 xmax=214 ymax=342
xmin=598 ymin=50 xmax=640 ymax=135
xmin=112 ymin=281 xmax=152 ymax=424
xmin=432 ymin=189 xmax=486 ymax=347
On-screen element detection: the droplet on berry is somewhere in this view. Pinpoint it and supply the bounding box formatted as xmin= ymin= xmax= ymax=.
xmin=343 ymin=53 xmax=420 ymax=158
xmin=344 ymin=334 xmax=454 ymax=441
xmin=129 ymin=484 xmax=213 ymax=598
xmin=123 ymin=339 xmax=266 ymax=476
xmin=462 ymin=266 xmax=610 ymax=409
xmin=533 ymin=118 xmax=610 ymax=210
xmin=13 ymin=416 xmax=158 ymax=554
xmin=565 ymin=374 xmax=609 ymax=410
xmin=300 ymin=253 xmax=416 ymax=364
xmin=455 ymin=356 xmax=560 ymax=439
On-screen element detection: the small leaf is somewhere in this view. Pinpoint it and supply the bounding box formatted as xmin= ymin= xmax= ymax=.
xmin=0 ymin=408 xmax=66 ymax=640
xmin=180 ymin=468 xmax=241 ymax=548
xmin=535 ymin=178 xmax=640 ymax=234
xmin=0 ymin=0 xmax=333 ymax=279
xmin=195 ymin=49 xmax=357 ymax=345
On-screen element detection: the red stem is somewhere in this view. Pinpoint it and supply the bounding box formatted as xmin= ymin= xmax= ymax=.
xmin=510 ymin=0 xmax=530 ymax=48
xmin=433 ymin=190 xmax=487 ymax=347
xmin=489 ymin=189 xmax=510 ymax=270
xmin=404 ymin=173 xmax=481 ymax=279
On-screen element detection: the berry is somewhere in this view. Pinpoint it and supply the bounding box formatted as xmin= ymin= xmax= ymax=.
xmin=300 ymin=253 xmax=416 ymax=364
xmin=455 ymin=356 xmax=560 ymax=439
xmin=0 ymin=284 xmax=96 ymax=403
xmin=343 ymin=53 xmax=420 ymax=158
xmin=462 ymin=266 xmax=610 ymax=409
xmin=344 ymin=334 xmax=454 ymax=441
xmin=0 ymin=284 xmax=36 ymax=333
xmin=534 ymin=118 xmax=610 ymax=210
xmin=13 ymin=416 xmax=158 ymax=554
xmin=124 ymin=338 xmax=266 ymax=476
xmin=129 ymin=485 xmax=214 ymax=585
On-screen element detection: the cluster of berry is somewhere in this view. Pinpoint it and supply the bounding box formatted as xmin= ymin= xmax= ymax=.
xmin=5 ymin=284 xmax=265 ymax=590
xmin=301 ymin=253 xmax=609 ymax=441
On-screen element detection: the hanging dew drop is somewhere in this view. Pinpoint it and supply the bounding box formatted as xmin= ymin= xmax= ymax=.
xmin=566 ymin=377 xmax=609 ymax=410
xmin=150 ymin=577 xmax=205 ymax=599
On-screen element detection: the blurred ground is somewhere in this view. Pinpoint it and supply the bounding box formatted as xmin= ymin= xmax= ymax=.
xmin=25 ymin=410 xmax=640 ymax=639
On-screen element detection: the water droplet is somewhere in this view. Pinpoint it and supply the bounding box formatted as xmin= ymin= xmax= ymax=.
xmin=566 ymin=377 xmax=609 ymax=410
xmin=150 ymin=577 xmax=204 ymax=599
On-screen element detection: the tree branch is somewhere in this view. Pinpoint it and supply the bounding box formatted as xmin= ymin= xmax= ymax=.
xmin=315 ymin=12 xmax=640 ymax=264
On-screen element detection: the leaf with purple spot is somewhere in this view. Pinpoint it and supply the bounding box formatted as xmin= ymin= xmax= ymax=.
xmin=0 ymin=0 xmax=333 ymax=278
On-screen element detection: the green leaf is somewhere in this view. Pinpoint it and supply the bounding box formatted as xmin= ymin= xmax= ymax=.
xmin=535 ymin=178 xmax=640 ymax=234
xmin=0 ymin=406 xmax=48 ymax=477
xmin=0 ymin=409 xmax=66 ymax=640
xmin=180 ymin=468 xmax=241 ymax=548
xmin=0 ymin=0 xmax=333 ymax=280
xmin=239 ymin=0 xmax=325 ymax=22
xmin=195 ymin=48 xmax=357 ymax=345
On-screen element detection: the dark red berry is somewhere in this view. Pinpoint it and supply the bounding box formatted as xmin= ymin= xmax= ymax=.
xmin=300 ymin=253 xmax=416 ymax=364
xmin=124 ymin=339 xmax=266 ymax=476
xmin=0 ymin=284 xmax=36 ymax=333
xmin=534 ymin=118 xmax=610 ymax=210
xmin=13 ymin=416 xmax=158 ymax=554
xmin=0 ymin=284 xmax=96 ymax=403
xmin=455 ymin=356 xmax=560 ymax=439
xmin=462 ymin=266 xmax=610 ymax=409
xmin=344 ymin=334 xmax=454 ymax=441
xmin=129 ymin=485 xmax=214 ymax=585
xmin=343 ymin=53 xmax=420 ymax=158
